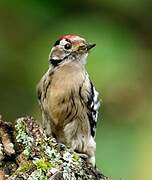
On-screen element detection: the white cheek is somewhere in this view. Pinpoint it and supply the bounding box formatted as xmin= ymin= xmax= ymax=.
xmin=81 ymin=53 xmax=88 ymax=64
xmin=49 ymin=46 xmax=65 ymax=60
xmin=49 ymin=47 xmax=55 ymax=59
xmin=60 ymin=39 xmax=68 ymax=46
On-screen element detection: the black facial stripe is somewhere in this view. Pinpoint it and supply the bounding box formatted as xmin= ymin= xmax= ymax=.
xmin=49 ymin=59 xmax=62 ymax=67
xmin=49 ymin=54 xmax=70 ymax=67
xmin=54 ymin=39 xmax=60 ymax=46
xmin=65 ymin=39 xmax=72 ymax=43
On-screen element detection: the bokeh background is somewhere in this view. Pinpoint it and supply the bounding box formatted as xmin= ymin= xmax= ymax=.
xmin=0 ymin=0 xmax=152 ymax=179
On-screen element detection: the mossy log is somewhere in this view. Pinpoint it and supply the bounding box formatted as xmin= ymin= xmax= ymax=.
xmin=0 ymin=115 xmax=109 ymax=180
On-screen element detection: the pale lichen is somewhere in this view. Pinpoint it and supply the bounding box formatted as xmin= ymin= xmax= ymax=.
xmin=1 ymin=116 xmax=106 ymax=179
xmin=27 ymin=169 xmax=47 ymax=180
xmin=62 ymin=153 xmax=84 ymax=180
xmin=15 ymin=118 xmax=34 ymax=158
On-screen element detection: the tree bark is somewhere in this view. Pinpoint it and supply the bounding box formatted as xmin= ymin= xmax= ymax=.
xmin=0 ymin=115 xmax=109 ymax=180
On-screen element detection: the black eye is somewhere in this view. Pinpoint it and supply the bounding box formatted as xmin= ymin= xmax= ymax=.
xmin=64 ymin=43 xmax=72 ymax=50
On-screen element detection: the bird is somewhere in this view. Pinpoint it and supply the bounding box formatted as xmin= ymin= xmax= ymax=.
xmin=37 ymin=34 xmax=100 ymax=166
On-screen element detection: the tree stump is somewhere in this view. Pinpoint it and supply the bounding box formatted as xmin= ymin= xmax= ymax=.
xmin=0 ymin=115 xmax=109 ymax=180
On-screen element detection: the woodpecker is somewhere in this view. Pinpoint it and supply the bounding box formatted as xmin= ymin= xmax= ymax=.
xmin=37 ymin=34 xmax=100 ymax=166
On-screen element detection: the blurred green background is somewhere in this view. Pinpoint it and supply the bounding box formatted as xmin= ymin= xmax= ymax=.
xmin=0 ymin=0 xmax=152 ymax=179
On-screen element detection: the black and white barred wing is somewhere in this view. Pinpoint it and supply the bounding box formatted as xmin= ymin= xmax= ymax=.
xmin=87 ymin=81 xmax=100 ymax=138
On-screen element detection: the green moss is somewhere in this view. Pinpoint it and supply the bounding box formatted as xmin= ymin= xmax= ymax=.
xmin=72 ymin=153 xmax=80 ymax=162
xmin=15 ymin=161 xmax=35 ymax=174
xmin=33 ymin=158 xmax=54 ymax=172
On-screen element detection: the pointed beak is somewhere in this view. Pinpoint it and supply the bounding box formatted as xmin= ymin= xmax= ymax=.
xmin=86 ymin=43 xmax=96 ymax=51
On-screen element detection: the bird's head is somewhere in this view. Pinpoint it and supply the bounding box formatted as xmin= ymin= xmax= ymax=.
xmin=49 ymin=34 xmax=96 ymax=67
